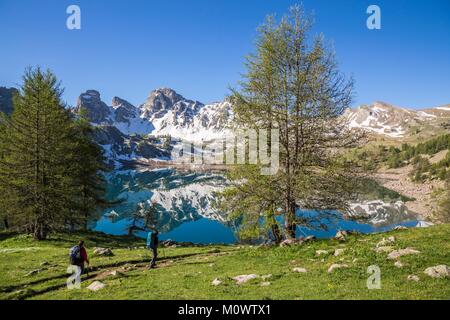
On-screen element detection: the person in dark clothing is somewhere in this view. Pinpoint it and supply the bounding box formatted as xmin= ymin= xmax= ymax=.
xmin=69 ymin=240 xmax=89 ymax=275
xmin=147 ymin=230 xmax=159 ymax=269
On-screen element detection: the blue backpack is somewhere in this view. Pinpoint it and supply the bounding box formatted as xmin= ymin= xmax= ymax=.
xmin=69 ymin=245 xmax=81 ymax=265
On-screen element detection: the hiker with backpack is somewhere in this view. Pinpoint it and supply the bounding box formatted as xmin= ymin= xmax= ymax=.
xmin=146 ymin=230 xmax=159 ymax=269
xmin=69 ymin=240 xmax=90 ymax=275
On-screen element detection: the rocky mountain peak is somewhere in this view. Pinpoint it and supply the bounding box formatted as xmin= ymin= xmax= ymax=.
xmin=111 ymin=96 xmax=137 ymax=122
xmin=140 ymin=88 xmax=204 ymax=120
xmin=75 ymin=90 xmax=111 ymax=124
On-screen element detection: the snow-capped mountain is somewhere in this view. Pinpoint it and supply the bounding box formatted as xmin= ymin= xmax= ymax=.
xmin=71 ymin=88 xmax=450 ymax=165
xmin=73 ymin=88 xmax=235 ymax=166
xmin=344 ymin=101 xmax=450 ymax=138
xmin=139 ymin=88 xmax=233 ymax=141
xmin=74 ymin=88 xmax=233 ymax=141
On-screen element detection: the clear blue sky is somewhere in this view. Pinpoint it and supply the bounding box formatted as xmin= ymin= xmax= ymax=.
xmin=1 ymin=0 xmax=449 ymax=109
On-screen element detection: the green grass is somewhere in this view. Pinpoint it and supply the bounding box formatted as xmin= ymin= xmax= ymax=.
xmin=0 ymin=226 xmax=449 ymax=300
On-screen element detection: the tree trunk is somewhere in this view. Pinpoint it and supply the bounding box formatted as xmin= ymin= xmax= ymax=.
xmin=284 ymin=200 xmax=297 ymax=239
xmin=3 ymin=217 xmax=9 ymax=229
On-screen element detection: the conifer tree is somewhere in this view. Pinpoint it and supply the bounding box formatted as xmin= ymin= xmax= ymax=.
xmin=0 ymin=68 xmax=108 ymax=239
xmin=218 ymin=6 xmax=362 ymax=241
xmin=66 ymin=108 xmax=109 ymax=230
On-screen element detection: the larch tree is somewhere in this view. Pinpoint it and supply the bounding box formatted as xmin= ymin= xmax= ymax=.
xmin=218 ymin=6 xmax=363 ymax=241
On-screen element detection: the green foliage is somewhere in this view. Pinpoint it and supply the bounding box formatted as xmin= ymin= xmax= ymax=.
xmin=0 ymin=68 xmax=108 ymax=239
xmin=351 ymin=134 xmax=450 ymax=181
xmin=218 ymin=6 xmax=360 ymax=241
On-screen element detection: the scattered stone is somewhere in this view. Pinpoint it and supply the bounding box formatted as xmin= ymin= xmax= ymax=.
xmin=374 ymin=246 xmax=394 ymax=253
xmin=376 ymin=236 xmax=396 ymax=248
xmin=423 ymin=265 xmax=450 ymax=278
xmin=292 ymin=267 xmax=307 ymax=273
xmin=93 ymin=247 xmax=114 ymax=256
xmin=211 ymin=278 xmax=222 ymax=286
xmin=107 ymin=270 xmax=124 ymax=277
xmin=161 ymin=239 xmax=177 ymax=247
xmin=394 ymin=226 xmax=408 ymax=231
xmin=407 ymin=275 xmax=420 ymax=282
xmin=315 ymin=250 xmax=329 ymax=256
xmin=87 ymin=281 xmax=106 ymax=291
xmin=280 ymin=239 xmax=295 ymax=247
xmin=303 ymin=235 xmax=316 ymax=242
xmin=387 ymin=248 xmax=420 ymax=260
xmin=25 ymin=268 xmax=45 ymax=276
xmin=261 ymin=274 xmax=272 ymax=280
xmin=334 ymin=248 xmax=346 ymax=257
xmin=327 ymin=264 xmax=349 ymax=273
xmin=394 ymin=261 xmax=404 ymax=268
xmin=260 ymin=282 xmax=271 ymax=287
xmin=334 ymin=231 xmax=348 ymax=241
xmin=232 ymin=274 xmax=259 ymax=285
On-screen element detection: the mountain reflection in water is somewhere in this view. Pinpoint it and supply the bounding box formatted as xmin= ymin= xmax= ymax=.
xmin=92 ymin=168 xmax=419 ymax=244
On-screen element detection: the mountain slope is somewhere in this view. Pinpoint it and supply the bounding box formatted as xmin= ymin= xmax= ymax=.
xmin=345 ymin=101 xmax=450 ymax=138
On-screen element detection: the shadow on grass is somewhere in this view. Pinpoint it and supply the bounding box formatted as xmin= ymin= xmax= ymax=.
xmin=1 ymin=249 xmax=235 ymax=299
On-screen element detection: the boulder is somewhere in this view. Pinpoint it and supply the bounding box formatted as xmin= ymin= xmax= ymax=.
xmin=87 ymin=281 xmax=106 ymax=291
xmin=327 ymin=264 xmax=349 ymax=273
xmin=394 ymin=226 xmax=408 ymax=231
xmin=232 ymin=274 xmax=259 ymax=285
xmin=423 ymin=265 xmax=450 ymax=278
xmin=93 ymin=247 xmax=114 ymax=256
xmin=292 ymin=267 xmax=307 ymax=273
xmin=387 ymin=248 xmax=420 ymax=260
xmin=211 ymin=278 xmax=222 ymax=286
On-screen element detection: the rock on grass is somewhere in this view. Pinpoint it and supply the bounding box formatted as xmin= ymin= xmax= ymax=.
xmin=93 ymin=247 xmax=114 ymax=256
xmin=232 ymin=274 xmax=258 ymax=285
xmin=87 ymin=281 xmax=106 ymax=291
xmin=424 ymin=265 xmax=450 ymax=278
xmin=327 ymin=264 xmax=349 ymax=273
xmin=334 ymin=248 xmax=346 ymax=256
xmin=387 ymin=248 xmax=420 ymax=260
xmin=407 ymin=275 xmax=420 ymax=282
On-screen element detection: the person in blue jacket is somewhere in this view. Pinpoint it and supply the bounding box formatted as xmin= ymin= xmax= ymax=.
xmin=146 ymin=230 xmax=159 ymax=269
